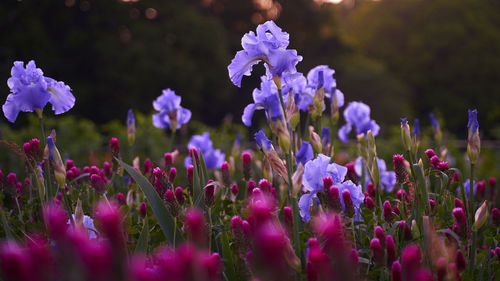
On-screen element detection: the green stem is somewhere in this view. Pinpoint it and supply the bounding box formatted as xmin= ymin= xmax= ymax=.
xmin=469 ymin=163 xmax=475 ymax=226
xmin=278 ymin=87 xmax=303 ymax=270
xmin=208 ymin=207 xmax=212 ymax=252
xmin=39 ymin=117 xmax=53 ymax=200
xmin=173 ymin=217 xmax=177 ymax=248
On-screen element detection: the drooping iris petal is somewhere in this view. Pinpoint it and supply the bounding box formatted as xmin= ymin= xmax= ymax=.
xmin=242 ymin=103 xmax=257 ymax=127
xmin=298 ymin=192 xmax=315 ymax=222
xmin=45 ymin=77 xmax=75 ymax=114
xmin=254 ymin=129 xmax=272 ymax=153
xmin=338 ymin=123 xmax=352 ymax=143
xmin=2 ymin=94 xmax=20 ymax=123
xmin=296 ymin=141 xmax=313 ymax=167
xmin=242 ymin=76 xmax=283 ymax=127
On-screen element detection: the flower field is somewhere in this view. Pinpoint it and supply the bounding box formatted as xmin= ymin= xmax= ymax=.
xmin=0 ymin=21 xmax=499 ymax=281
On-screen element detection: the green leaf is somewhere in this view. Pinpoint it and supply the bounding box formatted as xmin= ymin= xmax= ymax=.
xmin=135 ymin=219 xmax=149 ymax=253
xmin=221 ymin=231 xmax=236 ymax=280
xmin=117 ymin=158 xmax=174 ymax=244
xmin=68 ymin=173 xmax=90 ymax=185
xmin=192 ymin=158 xmax=204 ymax=209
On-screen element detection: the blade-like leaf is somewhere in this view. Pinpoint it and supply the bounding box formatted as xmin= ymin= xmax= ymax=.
xmin=118 ymin=158 xmax=174 ymax=244
xmin=221 ymin=231 xmax=236 ymax=281
xmin=135 ymin=219 xmax=149 ymax=253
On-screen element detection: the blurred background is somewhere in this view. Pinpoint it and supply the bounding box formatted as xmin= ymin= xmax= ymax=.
xmin=1 ymin=0 xmax=500 ymax=139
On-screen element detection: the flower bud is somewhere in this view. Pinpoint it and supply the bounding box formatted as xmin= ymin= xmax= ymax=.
xmin=492 ymin=208 xmax=500 ymax=227
xmin=205 ymin=181 xmax=215 ymax=207
xmin=231 ymin=184 xmax=239 ymax=197
xmin=189 ymin=148 xmax=200 ymax=166
xmin=231 ymin=216 xmax=243 ymax=233
xmin=374 ymin=226 xmax=385 ymax=244
xmin=47 ymin=136 xmax=66 ymax=187
xmin=453 ymin=207 xmax=467 ymax=237
xmin=164 ymin=152 xmax=173 ymax=168
xmin=187 ymin=165 xmax=194 ymax=187
xmin=368 ymin=183 xmax=376 ymax=198
xmin=436 ymin=257 xmax=447 ymax=281
xmin=364 ymin=195 xmax=375 ymax=211
xmin=221 ymin=161 xmax=231 ymax=186
xmin=391 ymin=261 xmax=402 ymax=281
xmin=164 ymin=189 xmax=179 ymax=217
xmin=345 ymin=162 xmax=357 ymax=182
xmin=399 ymin=221 xmax=412 ymax=240
xmin=126 ymin=189 xmax=136 ymax=208
xmin=454 ymin=198 xmax=465 ymax=210
xmin=283 ymin=206 xmax=293 ymax=228
xmin=430 ymin=156 xmax=441 ymax=169
xmin=276 ymin=119 xmax=291 ymax=153
xmin=383 ymin=201 xmax=393 ymax=223
xmin=393 ymin=154 xmax=408 ymax=185
xmin=424 ymin=149 xmax=436 ymax=159
xmin=467 ymin=109 xmax=480 ymax=164
xmin=116 ymin=193 xmax=126 ymax=206
xmin=247 ymin=180 xmax=256 ymax=197
xmin=393 ymin=204 xmax=400 ymax=216
xmin=143 ymin=158 xmax=152 ymax=176
xmin=401 ymin=118 xmax=412 ymax=152
xmin=342 ymin=190 xmax=355 ymax=217
xmin=183 ymin=208 xmax=206 ymax=247
xmin=127 ymin=109 xmax=136 ymax=145
xmin=473 ymin=200 xmax=488 ymax=231
xmin=109 ymin=137 xmax=120 ymax=155
xmin=386 ymin=235 xmax=396 ymax=266
xmin=370 ymin=238 xmax=384 ymax=265
xmin=401 ymin=244 xmax=421 ymax=280
xmin=323 ymin=176 xmax=333 ymax=193
xmin=168 ymin=167 xmax=177 ymax=183
xmin=43 ymin=203 xmax=68 ymax=240
xmin=175 ymin=187 xmax=185 ymax=205
xmin=90 ymin=174 xmax=106 ymax=194
xmin=139 ymin=202 xmax=147 ymax=218
xmin=95 ymin=201 xmax=123 ymax=247
xmin=329 ymin=186 xmax=342 ymax=213
xmin=308 ymin=126 xmax=322 ymax=154
xmin=242 ymin=152 xmax=252 ymax=180
xmin=476 ymin=180 xmax=486 ymax=199
xmin=455 ymin=250 xmax=466 ymax=271
xmin=350 ymin=248 xmax=359 ymax=271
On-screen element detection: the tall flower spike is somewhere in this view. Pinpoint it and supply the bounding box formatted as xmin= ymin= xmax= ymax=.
xmin=228 ymin=21 xmax=302 ymax=87
xmin=3 ymin=60 xmax=75 ymax=122
xmin=127 ymin=109 xmax=135 ymax=145
xmin=152 ymin=88 xmax=191 ymax=132
xmin=467 ymin=109 xmax=480 ymax=164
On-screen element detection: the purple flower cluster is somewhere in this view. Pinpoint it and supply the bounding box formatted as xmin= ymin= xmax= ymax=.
xmin=3 ymin=60 xmax=75 ymax=122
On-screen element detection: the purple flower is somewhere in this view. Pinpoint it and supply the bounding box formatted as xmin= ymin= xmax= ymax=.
xmin=282 ymin=72 xmax=314 ymax=112
xmin=228 ymin=21 xmax=302 ymax=87
xmin=299 ymin=154 xmax=347 ymax=222
xmin=457 ymin=179 xmax=477 ymax=198
xmin=254 ymin=129 xmax=272 ymax=153
xmin=338 ymin=101 xmax=379 ymax=142
xmin=184 ymin=132 xmax=225 ymax=170
xmin=306 ymin=65 xmax=336 ymax=94
xmin=467 ymin=109 xmax=479 ymax=136
xmin=296 ymin=141 xmax=313 ymax=167
xmin=412 ymin=118 xmax=420 ymax=137
xmin=355 ymin=157 xmax=396 ymax=192
xmin=242 ymin=76 xmax=282 ymax=126
xmin=429 ymin=113 xmax=439 ymax=129
xmin=321 ymin=127 xmax=331 ymax=146
xmin=3 ymin=60 xmax=75 ymax=122
xmin=152 ymin=89 xmax=191 ymax=131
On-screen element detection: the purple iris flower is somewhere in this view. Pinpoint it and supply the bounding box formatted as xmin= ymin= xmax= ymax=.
xmin=354 ymin=157 xmax=396 ymax=192
xmin=306 ymin=65 xmax=336 ymax=93
xmin=298 ymin=154 xmax=350 ymax=222
xmin=152 ymin=89 xmax=191 ymax=130
xmin=228 ymin=21 xmax=302 ymax=87
xmin=296 ymin=141 xmax=313 ymax=167
xmin=254 ymin=129 xmax=272 ymax=153
xmin=282 ymin=72 xmax=314 ymax=112
xmin=467 ymin=109 xmax=479 ymax=135
xmin=3 ymin=60 xmax=75 ymax=122
xmin=338 ymin=101 xmax=380 ymax=143
xmin=242 ymin=76 xmax=283 ymax=127
xmin=184 ymin=132 xmax=225 ymax=170
xmin=412 ymin=118 xmax=420 ymax=137
xmin=457 ymin=179 xmax=477 ymax=198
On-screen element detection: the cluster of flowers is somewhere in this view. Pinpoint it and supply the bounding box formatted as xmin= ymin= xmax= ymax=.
xmin=1 ymin=20 xmax=500 ymax=281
